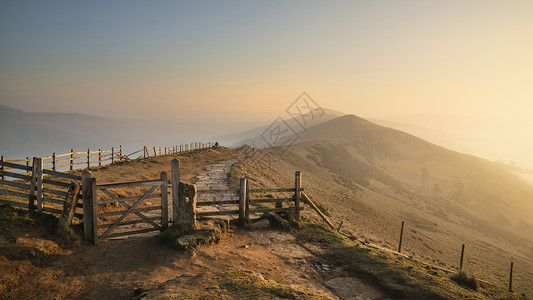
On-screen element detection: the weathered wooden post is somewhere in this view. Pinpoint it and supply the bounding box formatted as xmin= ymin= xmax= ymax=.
xmin=87 ymin=149 xmax=91 ymax=168
xmin=111 ymin=147 xmax=115 ymax=163
xmin=70 ymin=149 xmax=74 ymax=170
xmin=35 ymin=158 xmax=43 ymax=213
xmin=82 ymin=171 xmax=98 ymax=244
xmin=295 ymin=171 xmax=301 ymax=220
xmin=98 ymin=149 xmax=102 ymax=166
xmin=52 ymin=152 xmax=57 ymax=171
xmin=29 ymin=157 xmax=37 ymax=210
xmin=143 ymin=146 xmax=147 ymax=158
xmin=119 ymin=145 xmax=122 ymax=160
xmin=509 ymin=261 xmax=514 ymax=292
xmin=171 ymin=159 xmax=180 ymax=222
xmin=153 ymin=146 xmax=157 ymax=157
xmin=398 ymin=220 xmax=405 ymax=253
xmin=245 ymin=176 xmax=250 ymax=220
xmin=459 ymin=244 xmax=465 ymax=270
xmin=165 ymin=147 xmax=167 ymax=155
xmin=239 ymin=177 xmax=247 ymax=224
xmin=161 ymin=171 xmax=169 ymax=230
xmin=57 ymin=181 xmax=81 ymax=235
xmin=26 ymin=157 xmax=30 ymax=176
xmin=0 ymin=155 xmax=4 ymax=180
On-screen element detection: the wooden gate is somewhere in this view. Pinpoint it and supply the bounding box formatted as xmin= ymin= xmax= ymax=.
xmin=82 ymin=171 xmax=169 ymax=244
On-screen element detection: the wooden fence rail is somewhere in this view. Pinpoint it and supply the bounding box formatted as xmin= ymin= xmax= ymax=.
xmin=0 ymin=158 xmax=83 ymax=218
xmin=1 ymin=142 xmax=217 ymax=176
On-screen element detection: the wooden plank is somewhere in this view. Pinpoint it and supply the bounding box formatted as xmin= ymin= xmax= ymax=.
xmin=100 ymin=207 xmax=162 ymax=217
xmin=301 ymin=192 xmax=336 ymax=230
xmin=97 ymin=193 xmax=160 ymax=204
xmin=43 ymin=178 xmax=71 ymax=188
xmin=0 ymin=170 xmax=32 ymax=181
xmin=41 ymin=155 xmax=54 ymax=159
xmin=99 ymin=217 xmax=161 ymax=229
xmin=249 ymin=188 xmax=296 ymax=193
xmin=0 ymin=198 xmax=29 ymax=208
xmin=42 ymin=188 xmax=68 ymax=197
xmin=54 ymin=152 xmax=74 ymax=158
xmin=102 ymin=227 xmax=160 ymax=239
xmin=196 ymin=200 xmax=239 ymax=206
xmin=197 ymin=209 xmax=240 ymax=217
xmin=0 ymin=160 xmax=33 ymax=171
xmin=197 ymin=189 xmax=239 ymax=193
xmin=0 ymin=189 xmax=30 ymax=198
xmin=55 ymin=157 xmax=75 ymax=164
xmin=248 ymin=197 xmax=294 ymax=203
xmin=0 ymin=179 xmax=31 ymax=190
xmin=42 ymin=169 xmax=82 ymax=180
xmin=42 ymin=196 xmax=64 ymax=205
xmin=248 ymin=207 xmax=292 ymax=214
xmin=97 ymin=179 xmax=166 ymax=189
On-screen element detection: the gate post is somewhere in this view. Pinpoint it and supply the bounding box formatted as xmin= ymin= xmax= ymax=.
xmin=160 ymin=171 xmax=169 ymax=230
xmin=239 ymin=177 xmax=247 ymax=225
xmin=171 ymin=159 xmax=180 ymax=223
xmin=82 ymin=171 xmax=98 ymax=244
xmin=295 ymin=171 xmax=301 ymax=220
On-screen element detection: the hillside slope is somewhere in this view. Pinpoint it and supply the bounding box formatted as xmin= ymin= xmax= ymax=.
xmin=234 ymin=114 xmax=533 ymax=297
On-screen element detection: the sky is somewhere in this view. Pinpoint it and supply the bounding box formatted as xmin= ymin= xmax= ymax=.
xmin=1 ymin=1 xmax=533 ymax=164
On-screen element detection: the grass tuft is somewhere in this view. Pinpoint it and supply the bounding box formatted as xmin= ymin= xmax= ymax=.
xmin=450 ymin=270 xmax=478 ymax=291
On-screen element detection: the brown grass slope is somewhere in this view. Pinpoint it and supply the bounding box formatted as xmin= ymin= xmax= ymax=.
xmin=234 ymin=114 xmax=533 ymax=297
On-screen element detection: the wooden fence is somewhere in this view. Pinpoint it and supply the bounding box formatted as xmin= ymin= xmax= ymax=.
xmin=81 ymin=171 xmax=169 ymax=244
xmin=0 ymin=158 xmax=83 ymax=218
xmin=195 ymin=170 xmax=303 ymax=222
xmin=0 ymin=142 xmax=217 ymax=175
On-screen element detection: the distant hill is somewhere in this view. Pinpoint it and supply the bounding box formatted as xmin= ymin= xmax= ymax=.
xmin=0 ymin=105 xmax=247 ymax=158
xmin=214 ymin=107 xmax=345 ymax=147
xmin=237 ymin=114 xmax=533 ymax=295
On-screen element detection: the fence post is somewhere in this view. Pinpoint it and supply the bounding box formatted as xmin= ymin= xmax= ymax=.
xmin=161 ymin=171 xmax=168 ymax=230
xmin=165 ymin=147 xmax=167 ymax=155
xmin=153 ymin=146 xmax=156 ymax=157
xmin=98 ymin=149 xmax=102 ymax=166
xmin=82 ymin=171 xmax=98 ymax=244
xmin=87 ymin=149 xmax=90 ymax=168
xmin=29 ymin=157 xmax=37 ymax=210
xmin=143 ymin=146 xmax=146 ymax=158
xmin=245 ymin=176 xmax=250 ymax=220
xmin=398 ymin=220 xmax=405 ymax=253
xmin=459 ymin=244 xmax=465 ymax=270
xmin=52 ymin=152 xmax=56 ymax=171
xmin=119 ymin=145 xmax=122 ymax=161
xmin=35 ymin=158 xmax=43 ymax=213
xmin=111 ymin=147 xmax=114 ymax=163
xmin=70 ymin=149 xmax=74 ymax=171
xmin=295 ymin=171 xmax=301 ymax=220
xmin=26 ymin=157 xmax=30 ymax=176
xmin=171 ymin=159 xmax=180 ymax=223
xmin=509 ymin=261 xmax=514 ymax=292
xmin=239 ymin=177 xmax=247 ymax=224
xmin=0 ymin=156 xmax=4 ymax=181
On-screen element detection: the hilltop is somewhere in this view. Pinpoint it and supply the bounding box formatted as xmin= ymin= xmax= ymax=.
xmin=231 ymin=114 xmax=533 ymax=297
xmin=0 ymin=145 xmax=524 ymax=299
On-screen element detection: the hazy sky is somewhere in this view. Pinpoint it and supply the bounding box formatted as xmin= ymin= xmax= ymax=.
xmin=1 ymin=1 xmax=533 ymax=165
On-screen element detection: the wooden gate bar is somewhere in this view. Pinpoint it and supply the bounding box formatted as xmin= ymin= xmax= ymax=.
xmin=99 ymin=185 xmax=158 ymax=240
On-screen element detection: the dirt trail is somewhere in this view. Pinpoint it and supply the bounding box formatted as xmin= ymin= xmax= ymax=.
xmin=1 ymin=155 xmax=386 ymax=300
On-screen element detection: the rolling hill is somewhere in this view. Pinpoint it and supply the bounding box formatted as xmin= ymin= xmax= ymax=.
xmin=234 ymin=114 xmax=533 ymax=297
